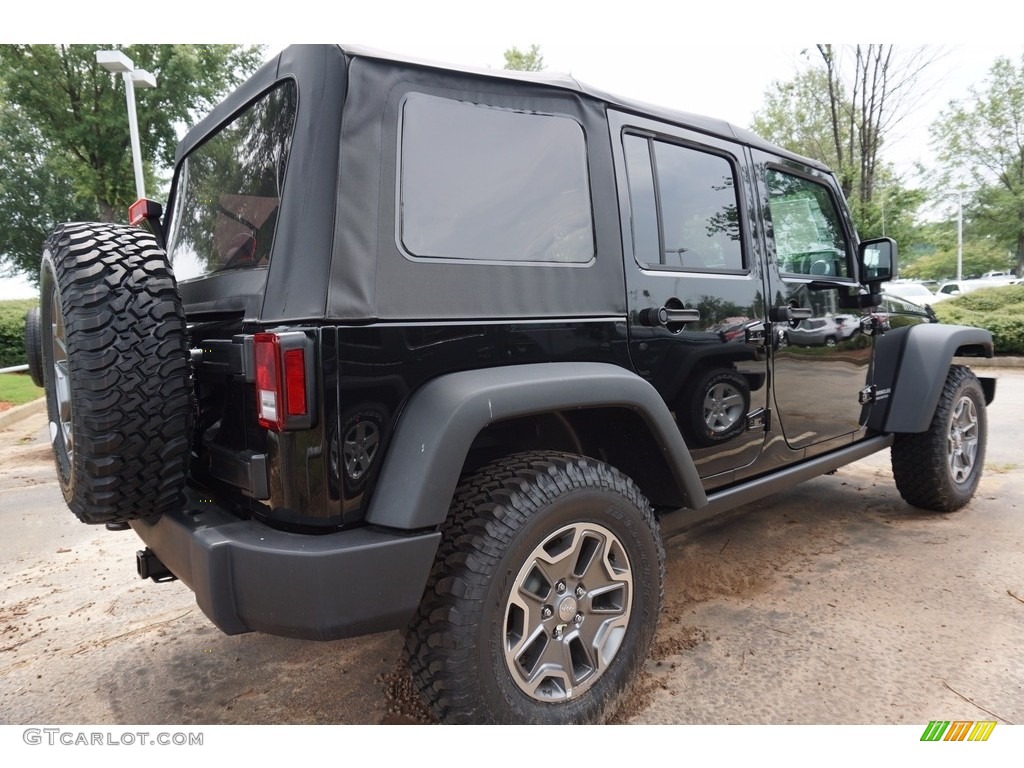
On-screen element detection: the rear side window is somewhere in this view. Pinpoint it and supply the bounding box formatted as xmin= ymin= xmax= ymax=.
xmin=624 ymin=133 xmax=744 ymax=272
xmin=168 ymin=81 xmax=297 ymax=281
xmin=399 ymin=94 xmax=594 ymax=264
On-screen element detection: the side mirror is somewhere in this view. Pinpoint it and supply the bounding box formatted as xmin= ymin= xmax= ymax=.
xmin=858 ymin=237 xmax=897 ymax=286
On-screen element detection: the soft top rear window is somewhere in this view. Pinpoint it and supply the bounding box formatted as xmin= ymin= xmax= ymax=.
xmin=168 ymin=80 xmax=297 ymax=282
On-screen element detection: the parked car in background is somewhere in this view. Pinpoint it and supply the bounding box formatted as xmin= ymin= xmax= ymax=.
xmin=884 ymin=280 xmax=937 ymax=306
xmin=783 ymin=315 xmax=860 ymax=347
xmin=932 ymin=278 xmax=1015 ymax=303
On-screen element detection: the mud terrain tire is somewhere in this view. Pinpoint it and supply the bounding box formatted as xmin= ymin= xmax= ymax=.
xmin=405 ymin=451 xmax=663 ymax=724
xmin=891 ymin=365 xmax=986 ymax=512
xmin=39 ymin=222 xmax=193 ymax=525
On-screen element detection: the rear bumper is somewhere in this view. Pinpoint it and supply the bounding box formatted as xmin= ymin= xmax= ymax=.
xmin=129 ymin=492 xmax=440 ymax=640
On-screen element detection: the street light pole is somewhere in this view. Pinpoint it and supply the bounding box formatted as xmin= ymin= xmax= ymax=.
xmin=957 ymin=191 xmax=963 ymax=282
xmin=96 ymin=50 xmax=157 ymax=201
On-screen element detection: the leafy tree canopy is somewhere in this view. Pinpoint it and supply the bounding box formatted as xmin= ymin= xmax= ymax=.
xmin=929 ymin=54 xmax=1024 ymax=276
xmin=751 ymin=46 xmax=941 ymax=249
xmin=503 ymin=44 xmax=544 ymax=72
xmin=0 ymin=44 xmax=263 ymax=282
xmin=899 ymin=236 xmax=1011 ymax=281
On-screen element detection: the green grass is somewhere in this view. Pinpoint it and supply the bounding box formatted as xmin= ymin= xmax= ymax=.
xmin=0 ymin=372 xmax=43 ymax=406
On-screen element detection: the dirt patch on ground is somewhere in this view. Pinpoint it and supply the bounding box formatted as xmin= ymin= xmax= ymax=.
xmin=380 ymin=659 xmax=436 ymax=724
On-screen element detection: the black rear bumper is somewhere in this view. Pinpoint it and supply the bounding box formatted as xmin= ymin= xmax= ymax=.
xmin=129 ymin=492 xmax=440 ymax=640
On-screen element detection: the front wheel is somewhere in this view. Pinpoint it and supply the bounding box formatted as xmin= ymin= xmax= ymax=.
xmin=891 ymin=365 xmax=987 ymax=512
xmin=405 ymin=452 xmax=664 ymax=724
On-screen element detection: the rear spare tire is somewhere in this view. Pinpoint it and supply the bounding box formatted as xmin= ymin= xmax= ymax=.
xmin=39 ymin=222 xmax=193 ymax=525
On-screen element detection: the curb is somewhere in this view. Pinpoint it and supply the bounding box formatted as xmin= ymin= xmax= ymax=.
xmin=0 ymin=397 xmax=45 ymax=430
xmin=954 ymin=357 xmax=1024 ymax=369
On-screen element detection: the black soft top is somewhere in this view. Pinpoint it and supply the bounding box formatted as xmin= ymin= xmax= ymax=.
xmin=172 ymin=44 xmax=827 ymax=324
xmin=177 ymin=44 xmax=823 ymax=171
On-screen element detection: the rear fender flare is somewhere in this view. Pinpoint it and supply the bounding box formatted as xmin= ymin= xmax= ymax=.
xmin=364 ymin=362 xmax=706 ymax=530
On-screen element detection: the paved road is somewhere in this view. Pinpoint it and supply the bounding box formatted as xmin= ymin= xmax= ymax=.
xmin=1 ymin=370 xmax=1021 ymax=725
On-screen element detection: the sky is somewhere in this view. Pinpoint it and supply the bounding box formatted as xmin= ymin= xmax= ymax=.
xmin=2 ymin=1 xmax=1022 ymax=298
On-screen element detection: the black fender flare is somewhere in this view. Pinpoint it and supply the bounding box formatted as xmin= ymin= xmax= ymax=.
xmin=869 ymin=323 xmax=994 ymax=434
xmin=364 ymin=362 xmax=707 ymax=530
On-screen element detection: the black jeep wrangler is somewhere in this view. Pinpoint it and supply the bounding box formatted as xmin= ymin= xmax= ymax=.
xmin=31 ymin=44 xmax=995 ymax=724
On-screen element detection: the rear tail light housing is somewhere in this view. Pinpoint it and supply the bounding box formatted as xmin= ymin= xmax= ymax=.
xmin=253 ymin=332 xmax=316 ymax=431
xmin=128 ymin=198 xmax=163 ymax=227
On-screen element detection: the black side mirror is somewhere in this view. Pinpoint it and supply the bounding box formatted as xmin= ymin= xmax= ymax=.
xmin=858 ymin=237 xmax=898 ymax=286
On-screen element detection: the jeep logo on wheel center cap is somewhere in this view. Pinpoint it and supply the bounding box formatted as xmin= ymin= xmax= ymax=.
xmin=557 ymin=596 xmax=578 ymax=623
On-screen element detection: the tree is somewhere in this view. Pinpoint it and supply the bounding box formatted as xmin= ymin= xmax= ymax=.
xmin=0 ymin=44 xmax=264 ymax=281
xmin=815 ymin=45 xmax=937 ymax=207
xmin=930 ymin=55 xmax=1024 ymax=276
xmin=503 ymin=44 xmax=544 ymax=72
xmin=752 ymin=67 xmax=845 ymax=171
xmin=0 ymin=104 xmax=95 ymax=278
xmin=753 ymin=75 xmax=923 ymax=244
xmin=752 ymin=45 xmax=938 ymax=243
xmin=899 ymin=236 xmax=1009 ymax=281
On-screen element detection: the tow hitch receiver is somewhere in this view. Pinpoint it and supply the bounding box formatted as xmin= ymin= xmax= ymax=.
xmin=136 ymin=548 xmax=177 ymax=583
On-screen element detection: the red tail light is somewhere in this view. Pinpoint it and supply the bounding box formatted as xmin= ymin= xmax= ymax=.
xmin=128 ymin=198 xmax=162 ymax=227
xmin=253 ymin=332 xmax=314 ymax=431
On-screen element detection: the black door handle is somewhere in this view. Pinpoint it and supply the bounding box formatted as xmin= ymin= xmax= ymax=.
xmin=639 ymin=306 xmax=701 ymax=327
xmin=770 ymin=305 xmax=812 ymax=323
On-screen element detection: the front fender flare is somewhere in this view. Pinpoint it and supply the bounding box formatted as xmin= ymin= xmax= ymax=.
xmin=364 ymin=362 xmax=707 ymax=530
xmin=870 ymin=323 xmax=994 ymax=434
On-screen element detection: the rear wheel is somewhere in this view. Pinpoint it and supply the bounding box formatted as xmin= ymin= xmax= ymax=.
xmin=40 ymin=222 xmax=193 ymax=525
xmin=891 ymin=365 xmax=986 ymax=512
xmin=405 ymin=451 xmax=663 ymax=724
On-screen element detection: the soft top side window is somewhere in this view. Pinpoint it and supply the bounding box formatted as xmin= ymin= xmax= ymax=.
xmin=398 ymin=93 xmax=594 ymax=265
xmin=167 ymin=80 xmax=297 ymax=282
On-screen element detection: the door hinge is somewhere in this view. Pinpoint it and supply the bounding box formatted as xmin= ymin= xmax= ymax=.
xmin=744 ymin=321 xmax=767 ymax=346
xmin=858 ymin=385 xmax=892 ymax=405
xmin=746 ymin=407 xmax=769 ymax=431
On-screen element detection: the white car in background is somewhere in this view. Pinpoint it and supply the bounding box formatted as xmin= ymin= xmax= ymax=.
xmin=884 ymin=280 xmax=937 ymax=306
xmin=932 ymin=277 xmax=1016 ymax=302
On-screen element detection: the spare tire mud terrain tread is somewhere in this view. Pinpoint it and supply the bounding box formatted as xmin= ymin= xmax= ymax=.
xmin=40 ymin=222 xmax=193 ymax=525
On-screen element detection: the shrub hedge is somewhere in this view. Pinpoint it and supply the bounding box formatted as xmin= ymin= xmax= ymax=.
xmin=0 ymin=299 xmax=38 ymax=369
xmin=932 ymin=284 xmax=1024 ymax=355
